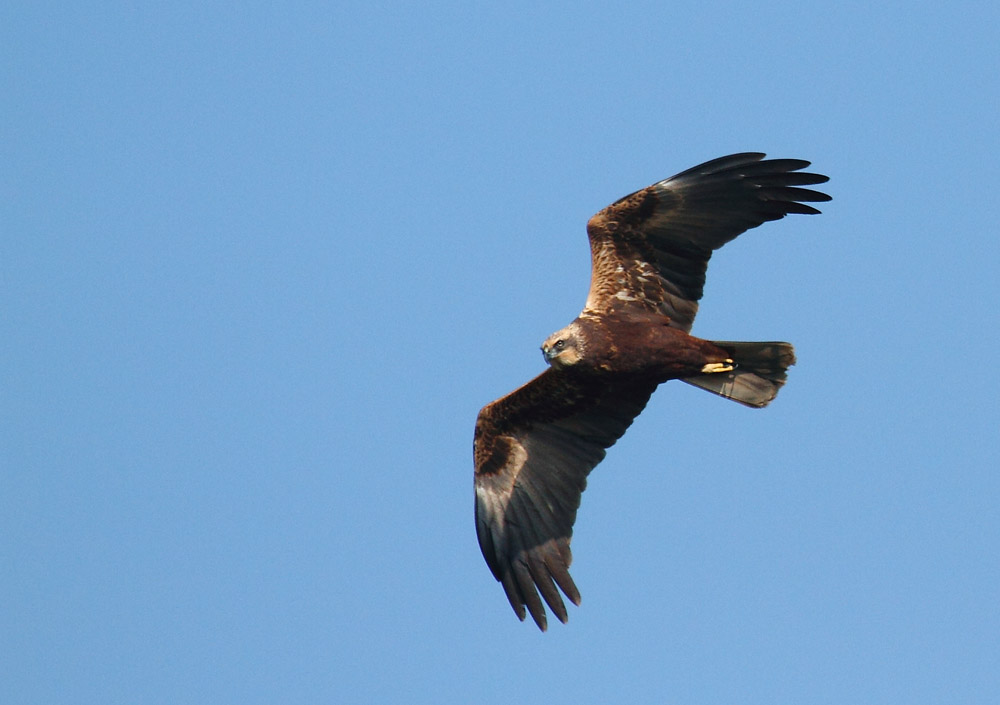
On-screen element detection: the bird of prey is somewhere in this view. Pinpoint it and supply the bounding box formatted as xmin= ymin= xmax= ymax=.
xmin=473 ymin=152 xmax=830 ymax=630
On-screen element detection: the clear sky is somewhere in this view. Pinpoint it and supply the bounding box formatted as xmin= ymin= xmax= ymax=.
xmin=3 ymin=2 xmax=999 ymax=704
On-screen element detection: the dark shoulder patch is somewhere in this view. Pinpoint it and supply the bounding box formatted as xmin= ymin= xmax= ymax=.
xmin=476 ymin=434 xmax=519 ymax=477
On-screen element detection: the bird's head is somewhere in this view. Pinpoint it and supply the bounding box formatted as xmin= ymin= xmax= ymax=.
xmin=541 ymin=323 xmax=584 ymax=369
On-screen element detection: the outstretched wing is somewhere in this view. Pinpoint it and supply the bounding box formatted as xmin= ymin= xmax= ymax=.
xmin=584 ymin=153 xmax=831 ymax=331
xmin=474 ymin=369 xmax=656 ymax=630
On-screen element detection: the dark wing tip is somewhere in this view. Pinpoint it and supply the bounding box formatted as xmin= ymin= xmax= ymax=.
xmin=497 ymin=541 xmax=582 ymax=631
xmin=499 ymin=568 xmax=531 ymax=624
xmin=736 ymin=154 xmax=832 ymax=215
xmin=650 ymin=152 xmax=832 ymax=222
xmin=783 ymin=202 xmax=824 ymax=215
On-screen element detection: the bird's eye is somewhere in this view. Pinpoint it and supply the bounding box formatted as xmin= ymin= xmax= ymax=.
xmin=554 ymin=339 xmax=566 ymax=350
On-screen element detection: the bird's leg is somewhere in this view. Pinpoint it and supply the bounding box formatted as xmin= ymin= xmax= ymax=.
xmin=700 ymin=359 xmax=734 ymax=374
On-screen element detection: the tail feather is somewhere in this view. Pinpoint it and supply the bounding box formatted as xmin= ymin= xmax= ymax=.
xmin=682 ymin=341 xmax=795 ymax=408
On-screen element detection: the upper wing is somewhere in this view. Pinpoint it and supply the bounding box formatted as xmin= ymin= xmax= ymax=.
xmin=584 ymin=153 xmax=831 ymax=331
xmin=474 ymin=368 xmax=656 ymax=630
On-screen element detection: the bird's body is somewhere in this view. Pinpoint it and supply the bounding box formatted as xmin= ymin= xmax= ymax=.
xmin=473 ymin=153 xmax=830 ymax=630
xmin=540 ymin=311 xmax=733 ymax=384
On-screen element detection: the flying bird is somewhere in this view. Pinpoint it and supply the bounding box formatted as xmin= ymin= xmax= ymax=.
xmin=473 ymin=152 xmax=830 ymax=630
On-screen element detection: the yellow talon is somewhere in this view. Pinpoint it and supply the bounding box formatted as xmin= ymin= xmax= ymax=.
xmin=700 ymin=359 xmax=734 ymax=374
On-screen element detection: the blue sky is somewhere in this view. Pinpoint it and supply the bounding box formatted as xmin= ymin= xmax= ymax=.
xmin=3 ymin=2 xmax=998 ymax=703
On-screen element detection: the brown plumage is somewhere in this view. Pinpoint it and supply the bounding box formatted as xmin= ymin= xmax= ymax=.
xmin=474 ymin=153 xmax=830 ymax=630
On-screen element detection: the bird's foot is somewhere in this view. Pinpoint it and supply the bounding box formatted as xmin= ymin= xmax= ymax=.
xmin=700 ymin=359 xmax=734 ymax=374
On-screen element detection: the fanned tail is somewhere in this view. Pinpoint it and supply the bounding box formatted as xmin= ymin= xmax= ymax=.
xmin=682 ymin=341 xmax=795 ymax=408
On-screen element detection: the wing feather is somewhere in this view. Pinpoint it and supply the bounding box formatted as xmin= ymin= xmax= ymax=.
xmin=584 ymin=152 xmax=831 ymax=330
xmin=474 ymin=369 xmax=656 ymax=630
